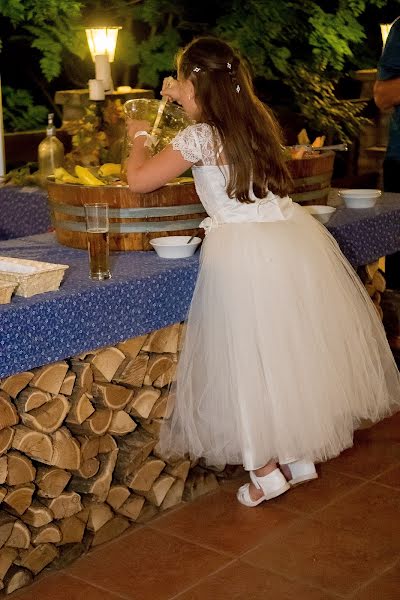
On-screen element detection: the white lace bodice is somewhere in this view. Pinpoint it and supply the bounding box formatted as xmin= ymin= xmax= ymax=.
xmin=172 ymin=123 xmax=294 ymax=231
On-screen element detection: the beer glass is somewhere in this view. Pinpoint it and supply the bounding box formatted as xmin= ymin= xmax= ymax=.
xmin=84 ymin=203 xmax=111 ymax=280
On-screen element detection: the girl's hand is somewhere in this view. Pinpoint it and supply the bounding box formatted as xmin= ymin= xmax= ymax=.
xmin=127 ymin=119 xmax=150 ymax=142
xmin=161 ymin=76 xmax=180 ymax=103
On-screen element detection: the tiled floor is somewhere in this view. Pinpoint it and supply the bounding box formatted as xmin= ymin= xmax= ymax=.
xmin=11 ymin=412 xmax=400 ymax=600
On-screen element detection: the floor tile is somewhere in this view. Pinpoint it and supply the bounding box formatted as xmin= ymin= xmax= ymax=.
xmin=272 ymin=464 xmax=363 ymax=514
xmin=325 ymin=436 xmax=400 ymax=479
xmin=355 ymin=411 xmax=400 ymax=444
xmin=351 ymin=560 xmax=400 ymax=599
xmin=242 ymin=518 xmax=396 ymax=596
xmin=11 ymin=413 xmax=400 ymax=600
xmin=65 ymin=526 xmax=229 ymax=600
xmin=150 ymin=488 xmax=299 ymax=556
xmin=313 ymin=481 xmax=400 ymax=549
xmin=374 ymin=463 xmax=400 ymax=489
xmin=218 ymin=470 xmax=248 ymax=493
xmin=11 ymin=573 xmax=124 ymax=600
xmin=174 ymin=561 xmax=337 ymax=600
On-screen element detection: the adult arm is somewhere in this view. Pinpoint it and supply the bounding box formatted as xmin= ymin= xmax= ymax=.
xmin=374 ymin=18 xmax=400 ymax=111
xmin=373 ymin=78 xmax=400 ymax=111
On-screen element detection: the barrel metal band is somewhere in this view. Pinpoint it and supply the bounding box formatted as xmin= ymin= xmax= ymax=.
xmin=291 ymin=186 xmax=331 ymax=203
xmin=48 ymin=199 xmax=206 ymax=218
xmin=58 ymin=219 xmax=204 ymax=233
xmin=292 ymin=173 xmax=332 ymax=186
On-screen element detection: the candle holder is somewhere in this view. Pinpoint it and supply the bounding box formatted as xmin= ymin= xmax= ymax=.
xmin=85 ymin=27 xmax=121 ymax=94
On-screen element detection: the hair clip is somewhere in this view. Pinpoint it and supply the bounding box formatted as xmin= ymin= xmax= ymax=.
xmin=236 ymin=84 xmax=241 ymax=93
xmin=227 ymin=62 xmax=232 ymax=69
xmin=193 ymin=66 xmax=201 ymax=72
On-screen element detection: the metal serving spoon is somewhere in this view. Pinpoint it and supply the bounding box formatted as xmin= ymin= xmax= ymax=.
xmin=186 ymin=231 xmax=200 ymax=244
xmin=304 ymin=143 xmax=348 ymax=152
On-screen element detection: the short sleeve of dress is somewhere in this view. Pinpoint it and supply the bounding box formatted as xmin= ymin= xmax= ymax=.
xmin=172 ymin=122 xmax=218 ymax=164
xmin=172 ymin=124 xmax=204 ymax=163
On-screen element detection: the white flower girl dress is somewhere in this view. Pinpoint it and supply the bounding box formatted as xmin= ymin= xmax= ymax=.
xmin=159 ymin=123 xmax=400 ymax=471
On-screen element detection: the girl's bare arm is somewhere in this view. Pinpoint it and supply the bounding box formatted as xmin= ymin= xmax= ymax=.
xmin=126 ymin=138 xmax=193 ymax=194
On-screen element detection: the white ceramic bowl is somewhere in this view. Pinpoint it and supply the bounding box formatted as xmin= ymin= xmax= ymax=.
xmin=150 ymin=236 xmax=202 ymax=258
xmin=303 ymin=205 xmax=336 ymax=224
xmin=339 ymin=189 xmax=381 ymax=209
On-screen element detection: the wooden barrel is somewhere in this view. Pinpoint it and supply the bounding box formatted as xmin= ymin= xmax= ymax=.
xmin=287 ymin=151 xmax=335 ymax=206
xmin=47 ymin=179 xmax=206 ymax=251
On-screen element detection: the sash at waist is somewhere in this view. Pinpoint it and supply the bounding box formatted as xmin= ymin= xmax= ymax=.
xmin=200 ymin=196 xmax=294 ymax=234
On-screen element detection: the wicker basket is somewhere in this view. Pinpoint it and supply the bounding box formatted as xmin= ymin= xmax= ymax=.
xmin=0 ymin=257 xmax=69 ymax=298
xmin=0 ymin=281 xmax=17 ymax=304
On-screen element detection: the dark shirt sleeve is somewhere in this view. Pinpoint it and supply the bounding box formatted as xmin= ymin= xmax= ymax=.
xmin=377 ymin=17 xmax=400 ymax=80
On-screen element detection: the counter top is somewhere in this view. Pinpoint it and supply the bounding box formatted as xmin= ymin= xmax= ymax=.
xmin=0 ymin=234 xmax=198 ymax=377
xmin=0 ymin=188 xmax=399 ymax=377
xmin=326 ymin=190 xmax=400 ymax=265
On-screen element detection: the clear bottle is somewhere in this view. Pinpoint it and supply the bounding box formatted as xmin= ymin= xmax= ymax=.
xmin=38 ymin=113 xmax=64 ymax=186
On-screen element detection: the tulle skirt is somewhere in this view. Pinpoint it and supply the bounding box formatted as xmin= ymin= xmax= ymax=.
xmin=160 ymin=204 xmax=400 ymax=470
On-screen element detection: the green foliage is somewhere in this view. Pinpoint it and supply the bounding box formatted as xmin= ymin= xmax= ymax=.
xmin=136 ymin=29 xmax=181 ymax=87
xmin=0 ymin=0 xmax=398 ymax=141
xmin=288 ymin=66 xmax=370 ymax=142
xmin=116 ymin=29 xmax=140 ymax=68
xmin=214 ymin=0 xmax=398 ymax=141
xmin=215 ymin=0 xmax=295 ymax=79
xmin=130 ymin=0 xmax=186 ymax=86
xmin=0 ymin=0 xmax=83 ymax=81
xmin=3 ymin=163 xmax=39 ymax=186
xmin=2 ymin=86 xmax=48 ymax=131
xmin=63 ymin=104 xmax=109 ymax=167
xmin=0 ymin=0 xmax=81 ymax=26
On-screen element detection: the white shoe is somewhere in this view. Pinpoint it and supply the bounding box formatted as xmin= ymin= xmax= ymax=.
xmin=237 ymin=468 xmax=290 ymax=507
xmin=281 ymin=459 xmax=318 ymax=486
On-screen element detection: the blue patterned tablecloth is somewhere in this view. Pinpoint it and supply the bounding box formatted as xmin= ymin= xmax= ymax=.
xmin=326 ymin=191 xmax=400 ymax=266
xmin=1 ymin=185 xmax=399 ymax=266
xmin=0 ymin=189 xmax=399 ymax=377
xmin=0 ymin=234 xmax=198 ymax=377
xmin=0 ymin=186 xmax=52 ymax=240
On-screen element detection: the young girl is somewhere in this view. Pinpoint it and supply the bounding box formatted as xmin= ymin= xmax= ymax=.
xmin=126 ymin=37 xmax=400 ymax=507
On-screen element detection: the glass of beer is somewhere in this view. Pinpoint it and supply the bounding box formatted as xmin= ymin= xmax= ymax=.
xmin=84 ymin=203 xmax=111 ymax=280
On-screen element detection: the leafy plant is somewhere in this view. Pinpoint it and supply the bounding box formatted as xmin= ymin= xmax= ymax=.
xmin=0 ymin=0 xmax=85 ymax=131
xmin=75 ymin=0 xmax=390 ymax=142
xmin=0 ymin=0 xmax=83 ymax=80
xmin=214 ymin=0 xmax=391 ymax=142
xmin=63 ymin=104 xmax=108 ymax=167
xmin=2 ymin=86 xmax=48 ymax=131
xmin=0 ymin=0 xmax=398 ymax=142
xmin=3 ymin=162 xmax=39 ymax=186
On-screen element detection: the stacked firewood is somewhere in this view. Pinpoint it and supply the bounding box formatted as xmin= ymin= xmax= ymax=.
xmin=0 ymin=324 xmax=219 ymax=595
xmin=358 ymin=259 xmax=386 ymax=320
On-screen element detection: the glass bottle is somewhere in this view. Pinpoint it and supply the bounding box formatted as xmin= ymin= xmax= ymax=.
xmin=38 ymin=113 xmax=64 ymax=186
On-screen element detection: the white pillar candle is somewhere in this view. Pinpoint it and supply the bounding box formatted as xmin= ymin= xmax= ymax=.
xmin=88 ymin=78 xmax=105 ymax=101
xmin=0 ymin=75 xmax=6 ymax=179
xmin=94 ymin=54 xmax=114 ymax=93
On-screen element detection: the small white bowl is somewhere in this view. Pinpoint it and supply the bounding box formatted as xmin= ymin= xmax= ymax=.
xmin=303 ymin=205 xmax=336 ymax=224
xmin=150 ymin=236 xmax=202 ymax=258
xmin=339 ymin=189 xmax=381 ymax=209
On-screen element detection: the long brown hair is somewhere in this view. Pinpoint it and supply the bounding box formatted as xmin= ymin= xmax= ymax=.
xmin=177 ymin=37 xmax=291 ymax=202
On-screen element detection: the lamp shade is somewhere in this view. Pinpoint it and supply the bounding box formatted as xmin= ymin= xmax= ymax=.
xmin=85 ymin=27 xmax=121 ymax=62
xmin=380 ymin=23 xmax=392 ymax=47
